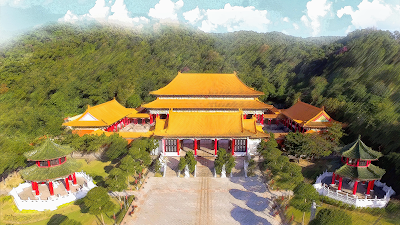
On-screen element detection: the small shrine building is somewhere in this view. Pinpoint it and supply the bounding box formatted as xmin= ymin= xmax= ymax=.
xmin=10 ymin=139 xmax=96 ymax=211
xmin=19 ymin=138 xmax=82 ymax=196
xmin=313 ymin=136 xmax=395 ymax=208
xmin=279 ymin=99 xmax=337 ymax=133
xmin=333 ymin=136 xmax=386 ymax=196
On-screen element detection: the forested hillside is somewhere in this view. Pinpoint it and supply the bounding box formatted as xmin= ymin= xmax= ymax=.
xmin=1 ymin=24 xmax=400 ymax=189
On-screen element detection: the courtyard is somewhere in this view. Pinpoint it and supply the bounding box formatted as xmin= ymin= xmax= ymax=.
xmin=123 ymin=175 xmax=283 ymax=225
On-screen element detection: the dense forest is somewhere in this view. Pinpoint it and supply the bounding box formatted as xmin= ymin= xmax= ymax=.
xmin=0 ymin=24 xmax=399 ymax=192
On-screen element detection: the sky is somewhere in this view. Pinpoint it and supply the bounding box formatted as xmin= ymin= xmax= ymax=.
xmin=1 ymin=0 xmax=400 ymax=44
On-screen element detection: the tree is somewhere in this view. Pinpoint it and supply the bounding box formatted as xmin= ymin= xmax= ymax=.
xmin=125 ymin=94 xmax=142 ymax=108
xmin=119 ymin=155 xmax=141 ymax=175
xmin=129 ymin=145 xmax=152 ymax=168
xmin=105 ymin=168 xmax=128 ymax=191
xmin=290 ymin=182 xmax=320 ymax=212
xmin=129 ymin=137 xmax=158 ymax=153
xmin=178 ymin=157 xmax=186 ymax=172
xmin=184 ymin=151 xmax=197 ymax=174
xmin=105 ymin=134 xmax=128 ymax=160
xmin=284 ymin=132 xmax=333 ymax=159
xmin=214 ymin=148 xmax=236 ymax=175
xmin=83 ymin=187 xmax=116 ymax=225
xmin=309 ymin=208 xmax=352 ymax=225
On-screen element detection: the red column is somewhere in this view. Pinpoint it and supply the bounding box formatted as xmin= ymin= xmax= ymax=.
xmin=353 ymin=181 xmax=358 ymax=195
xmin=65 ymin=178 xmax=70 ymax=191
xmin=356 ymin=160 xmax=359 ymax=167
xmin=331 ymin=172 xmax=336 ymax=184
xmin=142 ymin=118 xmax=145 ymax=125
xmin=34 ymin=182 xmax=39 ymax=195
xmin=134 ymin=119 xmax=138 ymax=124
xmin=72 ymin=172 xmax=77 ymax=185
xmin=243 ymin=114 xmax=246 ymax=119
xmin=47 ymin=160 xmax=50 ymax=167
xmin=150 ymin=114 xmax=153 ymax=124
xmin=49 ymin=181 xmax=54 ymax=196
xmin=36 ymin=161 xmax=39 ymax=166
xmin=369 ymin=180 xmax=375 ymax=193
xmin=194 ymin=139 xmax=197 ymax=156
xmin=31 ymin=182 xmax=36 ymax=192
xmin=338 ymin=177 xmax=343 ymax=190
xmin=366 ymin=180 xmax=373 ymax=195
xmin=214 ymin=139 xmax=218 ymax=155
xmin=177 ymin=139 xmax=180 ymax=156
xmin=261 ymin=114 xmax=264 ymax=124
xmin=58 ymin=158 xmax=61 ymax=164
xmin=231 ymin=139 xmax=235 ymax=155
xmin=166 ymin=114 xmax=169 ymax=120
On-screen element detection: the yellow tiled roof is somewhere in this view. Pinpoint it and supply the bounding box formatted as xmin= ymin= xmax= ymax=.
xmin=281 ymin=101 xmax=325 ymax=123
xmin=281 ymin=100 xmax=340 ymax=128
xmin=154 ymin=111 xmax=268 ymax=138
xmin=150 ymin=72 xmax=264 ymax=96
xmin=143 ymin=98 xmax=272 ymax=109
xmin=63 ymin=99 xmax=137 ymax=127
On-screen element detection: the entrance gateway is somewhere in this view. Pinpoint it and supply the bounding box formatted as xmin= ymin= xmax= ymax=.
xmin=162 ymin=138 xmax=248 ymax=157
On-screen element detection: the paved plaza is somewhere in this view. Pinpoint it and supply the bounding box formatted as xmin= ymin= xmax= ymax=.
xmin=123 ymin=176 xmax=283 ymax=225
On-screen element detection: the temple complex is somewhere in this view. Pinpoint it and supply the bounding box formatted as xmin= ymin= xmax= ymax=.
xmin=10 ymin=139 xmax=96 ymax=211
xmin=63 ymin=72 xmax=343 ymax=156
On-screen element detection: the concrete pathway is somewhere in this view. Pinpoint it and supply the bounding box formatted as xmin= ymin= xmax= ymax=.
xmin=122 ymin=176 xmax=284 ymax=225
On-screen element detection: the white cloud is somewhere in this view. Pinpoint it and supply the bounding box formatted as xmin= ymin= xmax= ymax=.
xmin=283 ymin=17 xmax=289 ymax=22
xmin=337 ymin=0 xmax=399 ymax=31
xmin=87 ymin=0 xmax=110 ymax=20
xmin=60 ymin=10 xmax=79 ymax=23
xmin=183 ymin=6 xmax=204 ymax=24
xmin=301 ymin=0 xmax=332 ymax=36
xmin=59 ymin=0 xmax=148 ymax=28
xmin=197 ymin=4 xmax=270 ymax=33
xmin=293 ymin=23 xmax=299 ymax=30
xmin=148 ymin=0 xmax=184 ymax=21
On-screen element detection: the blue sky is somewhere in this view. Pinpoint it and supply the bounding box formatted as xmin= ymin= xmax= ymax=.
xmin=1 ymin=0 xmax=400 ymax=44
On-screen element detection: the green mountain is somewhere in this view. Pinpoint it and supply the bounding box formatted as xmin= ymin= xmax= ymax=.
xmin=1 ymin=24 xmax=400 ymax=188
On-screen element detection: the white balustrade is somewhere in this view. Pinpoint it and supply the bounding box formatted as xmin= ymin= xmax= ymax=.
xmin=9 ymin=172 xmax=96 ymax=211
xmin=313 ymin=171 xmax=395 ymax=208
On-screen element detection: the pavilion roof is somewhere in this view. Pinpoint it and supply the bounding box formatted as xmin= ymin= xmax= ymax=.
xmin=150 ymin=72 xmax=264 ymax=97
xmin=24 ymin=139 xmax=74 ymax=161
xmin=281 ymin=100 xmax=337 ymax=127
xmin=340 ymin=136 xmax=383 ymax=160
xmin=335 ymin=164 xmax=385 ymax=181
xmin=143 ymin=98 xmax=272 ymax=110
xmin=154 ymin=110 xmax=268 ymax=138
xmin=63 ymin=99 xmax=137 ymax=127
xmin=20 ymin=158 xmax=81 ymax=182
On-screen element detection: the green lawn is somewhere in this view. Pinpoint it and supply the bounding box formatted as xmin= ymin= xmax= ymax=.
xmin=286 ymin=204 xmax=398 ymax=225
xmin=0 ymin=195 xmax=122 ymax=225
xmin=76 ymin=159 xmax=111 ymax=179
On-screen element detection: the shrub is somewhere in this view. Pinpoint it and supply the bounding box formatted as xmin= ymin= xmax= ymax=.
xmin=309 ymin=208 xmax=352 ymax=225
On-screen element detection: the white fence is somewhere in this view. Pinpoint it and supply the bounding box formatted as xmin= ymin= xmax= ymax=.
xmin=9 ymin=172 xmax=96 ymax=211
xmin=313 ymin=171 xmax=396 ymax=208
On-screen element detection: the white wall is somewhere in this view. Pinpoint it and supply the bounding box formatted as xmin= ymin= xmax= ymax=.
xmin=247 ymin=138 xmax=261 ymax=155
